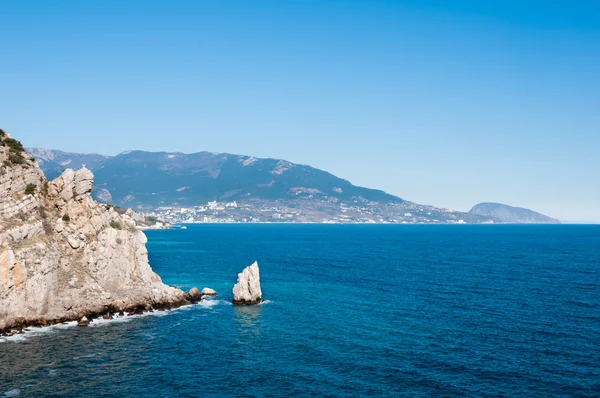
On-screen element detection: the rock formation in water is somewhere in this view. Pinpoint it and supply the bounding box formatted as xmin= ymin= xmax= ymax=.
xmin=201 ymin=287 xmax=217 ymax=296
xmin=0 ymin=130 xmax=192 ymax=332
xmin=232 ymin=261 xmax=262 ymax=305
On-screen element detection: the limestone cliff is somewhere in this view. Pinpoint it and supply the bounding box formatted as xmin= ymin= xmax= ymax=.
xmin=0 ymin=130 xmax=188 ymax=331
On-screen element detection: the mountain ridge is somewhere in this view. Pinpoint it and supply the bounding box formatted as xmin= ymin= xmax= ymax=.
xmin=28 ymin=147 xmax=403 ymax=206
xmin=27 ymin=147 xmax=492 ymax=224
xmin=469 ymin=202 xmax=560 ymax=224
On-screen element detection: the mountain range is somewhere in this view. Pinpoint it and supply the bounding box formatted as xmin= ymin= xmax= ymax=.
xmin=28 ymin=148 xmax=400 ymax=206
xmin=27 ymin=147 xmax=561 ymax=224
xmin=27 ymin=147 xmax=490 ymax=224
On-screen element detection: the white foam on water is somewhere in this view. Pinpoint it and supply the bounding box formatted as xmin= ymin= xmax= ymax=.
xmin=87 ymin=315 xmax=133 ymax=328
xmin=73 ymin=353 xmax=98 ymax=360
xmin=52 ymin=321 xmax=78 ymax=329
xmin=3 ymin=388 xmax=20 ymax=397
xmin=0 ymin=299 xmax=229 ymax=342
xmin=0 ymin=335 xmax=24 ymax=343
xmin=87 ymin=308 xmax=176 ymax=328
xmin=258 ymin=300 xmax=272 ymax=305
xmin=199 ymin=299 xmax=234 ymax=308
xmin=198 ymin=300 xmax=220 ymax=308
xmin=0 ymin=321 xmax=78 ymax=343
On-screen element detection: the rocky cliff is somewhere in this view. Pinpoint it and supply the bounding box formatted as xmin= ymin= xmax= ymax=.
xmin=0 ymin=131 xmax=189 ymax=332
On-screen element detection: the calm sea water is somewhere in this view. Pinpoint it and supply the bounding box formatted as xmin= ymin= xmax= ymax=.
xmin=1 ymin=225 xmax=599 ymax=397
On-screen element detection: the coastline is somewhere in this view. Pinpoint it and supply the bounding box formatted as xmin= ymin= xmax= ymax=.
xmin=149 ymin=221 xmax=580 ymax=227
xmin=0 ymin=291 xmax=207 ymax=336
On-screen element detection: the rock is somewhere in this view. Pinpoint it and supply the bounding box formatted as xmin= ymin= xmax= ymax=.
xmin=73 ymin=167 xmax=94 ymax=197
xmin=67 ymin=236 xmax=80 ymax=249
xmin=232 ymin=261 xmax=262 ymax=305
xmin=77 ymin=316 xmax=89 ymax=327
xmin=102 ymin=314 xmax=113 ymax=320
xmin=200 ymin=287 xmax=217 ymax=296
xmin=0 ymin=130 xmax=190 ymax=333
xmin=188 ymin=287 xmax=201 ymax=301
xmin=132 ymin=306 xmax=144 ymax=315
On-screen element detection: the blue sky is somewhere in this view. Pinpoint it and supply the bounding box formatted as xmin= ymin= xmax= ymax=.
xmin=1 ymin=1 xmax=599 ymax=221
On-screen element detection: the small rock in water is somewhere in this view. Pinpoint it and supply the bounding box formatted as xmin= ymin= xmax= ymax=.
xmin=232 ymin=261 xmax=262 ymax=305
xmin=200 ymin=287 xmax=217 ymax=296
xmin=188 ymin=287 xmax=201 ymax=301
xmin=77 ymin=316 xmax=89 ymax=327
xmin=102 ymin=314 xmax=113 ymax=320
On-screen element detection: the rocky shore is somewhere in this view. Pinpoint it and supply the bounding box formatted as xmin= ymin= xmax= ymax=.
xmin=0 ymin=130 xmax=209 ymax=334
xmin=0 ymin=287 xmax=218 ymax=337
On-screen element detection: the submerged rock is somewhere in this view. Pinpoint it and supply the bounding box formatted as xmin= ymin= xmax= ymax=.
xmin=232 ymin=261 xmax=262 ymax=305
xmin=200 ymin=287 xmax=217 ymax=296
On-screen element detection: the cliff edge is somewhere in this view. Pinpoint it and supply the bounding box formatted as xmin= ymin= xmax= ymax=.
xmin=0 ymin=130 xmax=189 ymax=331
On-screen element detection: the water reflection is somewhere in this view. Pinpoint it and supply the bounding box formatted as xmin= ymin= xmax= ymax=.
xmin=233 ymin=304 xmax=263 ymax=327
xmin=233 ymin=304 xmax=265 ymax=347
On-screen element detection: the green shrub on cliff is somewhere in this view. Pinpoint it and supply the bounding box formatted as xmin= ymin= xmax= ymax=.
xmin=2 ymin=136 xmax=27 ymax=166
xmin=4 ymin=137 xmax=24 ymax=152
xmin=8 ymin=152 xmax=24 ymax=165
xmin=24 ymin=183 xmax=36 ymax=195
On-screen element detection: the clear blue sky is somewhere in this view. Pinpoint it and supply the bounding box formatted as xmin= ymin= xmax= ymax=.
xmin=1 ymin=1 xmax=599 ymax=221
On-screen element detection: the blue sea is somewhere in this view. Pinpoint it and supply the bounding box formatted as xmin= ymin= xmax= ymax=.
xmin=1 ymin=225 xmax=599 ymax=397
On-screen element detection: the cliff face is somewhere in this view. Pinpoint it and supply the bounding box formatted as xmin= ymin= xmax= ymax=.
xmin=0 ymin=131 xmax=187 ymax=331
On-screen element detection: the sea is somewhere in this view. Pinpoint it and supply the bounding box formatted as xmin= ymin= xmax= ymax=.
xmin=1 ymin=225 xmax=599 ymax=397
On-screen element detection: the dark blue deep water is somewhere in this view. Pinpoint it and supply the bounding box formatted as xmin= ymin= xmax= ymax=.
xmin=1 ymin=225 xmax=599 ymax=397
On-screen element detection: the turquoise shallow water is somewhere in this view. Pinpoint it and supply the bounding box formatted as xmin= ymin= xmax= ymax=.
xmin=1 ymin=225 xmax=599 ymax=396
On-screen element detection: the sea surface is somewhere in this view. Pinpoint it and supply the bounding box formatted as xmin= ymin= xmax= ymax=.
xmin=1 ymin=225 xmax=599 ymax=397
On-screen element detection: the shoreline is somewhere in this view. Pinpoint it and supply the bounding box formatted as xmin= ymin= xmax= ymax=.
xmin=0 ymin=292 xmax=209 ymax=336
xmin=148 ymin=222 xmax=583 ymax=227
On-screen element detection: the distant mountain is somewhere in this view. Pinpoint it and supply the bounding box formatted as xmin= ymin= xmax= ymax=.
xmin=27 ymin=147 xmax=493 ymax=224
xmin=27 ymin=148 xmax=110 ymax=181
xmin=28 ymin=148 xmax=401 ymax=206
xmin=469 ymin=203 xmax=559 ymax=224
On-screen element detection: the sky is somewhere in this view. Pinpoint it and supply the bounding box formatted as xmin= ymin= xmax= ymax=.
xmin=1 ymin=0 xmax=599 ymax=222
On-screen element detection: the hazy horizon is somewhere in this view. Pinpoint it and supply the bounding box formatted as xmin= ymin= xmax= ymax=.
xmin=2 ymin=1 xmax=598 ymax=221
